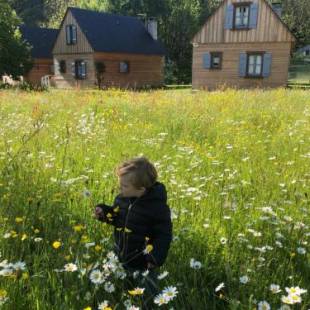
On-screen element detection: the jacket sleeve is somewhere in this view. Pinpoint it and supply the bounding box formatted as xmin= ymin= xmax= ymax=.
xmin=145 ymin=203 xmax=173 ymax=267
xmin=96 ymin=197 xmax=121 ymax=226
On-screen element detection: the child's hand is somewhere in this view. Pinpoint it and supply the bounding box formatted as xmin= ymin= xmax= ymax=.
xmin=94 ymin=206 xmax=104 ymax=219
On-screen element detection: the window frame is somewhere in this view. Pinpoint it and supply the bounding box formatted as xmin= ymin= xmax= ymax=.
xmin=119 ymin=61 xmax=130 ymax=73
xmin=74 ymin=60 xmax=87 ymax=80
xmin=59 ymin=60 xmax=66 ymax=74
xmin=233 ymin=2 xmax=252 ymax=30
xmin=246 ymin=52 xmax=264 ymax=78
xmin=66 ymin=24 xmax=77 ymax=45
xmin=210 ymin=52 xmax=223 ymax=70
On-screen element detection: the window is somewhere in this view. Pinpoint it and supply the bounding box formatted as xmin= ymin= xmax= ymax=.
xmin=210 ymin=52 xmax=222 ymax=69
xmin=66 ymin=25 xmax=77 ymax=45
xmin=234 ymin=3 xmax=250 ymax=29
xmin=247 ymin=53 xmax=263 ymax=77
xmin=60 ymin=60 xmax=66 ymax=74
xmin=119 ymin=61 xmax=129 ymax=73
xmin=74 ymin=60 xmax=86 ymax=79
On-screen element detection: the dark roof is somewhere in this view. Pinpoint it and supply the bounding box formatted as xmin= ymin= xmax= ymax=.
xmin=19 ymin=25 xmax=58 ymax=59
xmin=67 ymin=7 xmax=165 ymax=55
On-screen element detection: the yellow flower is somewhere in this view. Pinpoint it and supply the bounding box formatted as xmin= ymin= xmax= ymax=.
xmin=83 ymin=307 xmax=92 ymax=310
xmin=73 ymin=224 xmax=84 ymax=232
xmin=95 ymin=245 xmax=102 ymax=252
xmin=124 ymin=227 xmax=132 ymax=233
xmin=0 ymin=289 xmax=7 ymax=298
xmin=22 ymin=272 xmax=29 ymax=280
xmin=128 ymin=287 xmax=145 ymax=295
xmin=113 ymin=206 xmax=120 ymax=213
xmin=21 ymin=234 xmax=27 ymax=241
xmin=15 ymin=217 xmax=23 ymax=223
xmin=81 ymin=235 xmax=90 ymax=243
xmin=34 ymin=229 xmax=40 ymax=234
xmin=52 ymin=241 xmax=62 ymax=249
xmin=144 ymin=244 xmax=153 ymax=254
xmin=10 ymin=230 xmax=18 ymax=238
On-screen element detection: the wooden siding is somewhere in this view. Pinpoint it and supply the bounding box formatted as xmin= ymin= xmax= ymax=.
xmin=24 ymin=58 xmax=53 ymax=85
xmin=192 ymin=42 xmax=291 ymax=89
xmin=193 ymin=0 xmax=294 ymax=44
xmin=53 ymin=10 xmax=93 ymax=55
xmin=93 ymin=52 xmax=164 ymax=88
xmin=52 ymin=54 xmax=95 ymax=89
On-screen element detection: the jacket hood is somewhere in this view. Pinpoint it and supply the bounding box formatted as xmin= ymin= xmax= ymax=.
xmin=140 ymin=181 xmax=167 ymax=202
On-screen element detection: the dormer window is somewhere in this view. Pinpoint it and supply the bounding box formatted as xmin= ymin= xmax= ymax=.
xmin=234 ymin=4 xmax=250 ymax=28
xmin=66 ymin=24 xmax=77 ymax=45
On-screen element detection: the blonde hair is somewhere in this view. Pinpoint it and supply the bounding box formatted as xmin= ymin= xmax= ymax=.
xmin=116 ymin=156 xmax=158 ymax=189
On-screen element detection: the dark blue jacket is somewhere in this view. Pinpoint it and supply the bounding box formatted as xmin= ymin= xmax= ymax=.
xmin=96 ymin=181 xmax=172 ymax=270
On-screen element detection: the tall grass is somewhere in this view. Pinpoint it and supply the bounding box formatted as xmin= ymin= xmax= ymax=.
xmin=0 ymin=88 xmax=309 ymax=309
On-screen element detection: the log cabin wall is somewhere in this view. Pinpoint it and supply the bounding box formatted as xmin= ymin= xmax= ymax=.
xmin=192 ymin=42 xmax=291 ymax=89
xmin=93 ymin=52 xmax=164 ymax=88
xmin=24 ymin=59 xmax=54 ymax=85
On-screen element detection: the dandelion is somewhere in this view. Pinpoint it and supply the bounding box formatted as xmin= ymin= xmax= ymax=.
xmin=64 ymin=263 xmax=78 ymax=272
xmin=52 ymin=241 xmax=61 ymax=249
xmin=270 ymin=284 xmax=281 ymax=294
xmin=258 ymin=301 xmax=271 ymax=310
xmin=128 ymin=287 xmax=145 ymax=296
xmin=15 ymin=217 xmax=23 ymax=223
xmin=190 ymin=258 xmax=202 ymax=269
xmin=73 ymin=224 xmax=84 ymax=232
xmin=215 ymin=282 xmax=225 ymax=292
xmin=89 ymin=270 xmax=105 ymax=284
xmin=239 ymin=275 xmax=249 ymax=284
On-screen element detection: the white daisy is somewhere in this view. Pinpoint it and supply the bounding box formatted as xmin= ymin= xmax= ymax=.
xmin=89 ymin=269 xmax=105 ymax=284
xmin=154 ymin=293 xmax=170 ymax=306
xmin=258 ymin=300 xmax=271 ymax=310
xmin=98 ymin=300 xmax=109 ymax=310
xmin=215 ymin=282 xmax=225 ymax=292
xmin=157 ymin=271 xmax=169 ymax=280
xmin=190 ymin=258 xmax=202 ymax=269
xmin=64 ymin=263 xmax=78 ymax=272
xmin=270 ymin=284 xmax=281 ymax=294
xmin=162 ymin=286 xmax=178 ymax=301
xmin=104 ymin=282 xmax=115 ymax=293
xmin=239 ymin=275 xmax=249 ymax=284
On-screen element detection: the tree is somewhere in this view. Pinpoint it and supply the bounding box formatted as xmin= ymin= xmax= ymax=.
xmin=0 ymin=1 xmax=33 ymax=79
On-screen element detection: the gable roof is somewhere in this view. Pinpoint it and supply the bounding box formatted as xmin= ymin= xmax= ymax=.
xmin=66 ymin=7 xmax=165 ymax=55
xmin=193 ymin=0 xmax=296 ymax=43
xmin=19 ymin=25 xmax=58 ymax=58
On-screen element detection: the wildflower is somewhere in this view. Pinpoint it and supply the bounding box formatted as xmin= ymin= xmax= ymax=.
xmin=127 ymin=306 xmax=139 ymax=310
xmin=258 ymin=301 xmax=271 ymax=310
xmin=52 ymin=241 xmax=62 ymax=249
xmin=64 ymin=263 xmax=78 ymax=272
xmin=162 ymin=286 xmax=178 ymax=301
xmin=34 ymin=237 xmax=43 ymax=242
xmin=285 ymin=287 xmax=307 ymax=296
xmin=190 ymin=258 xmax=202 ymax=269
xmin=21 ymin=234 xmax=27 ymax=241
xmin=73 ymin=224 xmax=84 ymax=232
xmin=215 ymin=282 xmax=225 ymax=292
xmin=15 ymin=217 xmax=23 ymax=223
xmin=296 ymin=247 xmax=306 ymax=255
xmin=143 ymin=244 xmax=153 ymax=254
xmin=98 ymin=300 xmax=111 ymax=310
xmin=84 ymin=307 xmax=92 ymax=310
xmin=0 ymin=269 xmax=14 ymax=277
xmin=220 ymin=237 xmax=227 ymax=245
xmin=128 ymin=288 xmax=145 ymax=296
xmin=239 ymin=275 xmax=249 ymax=284
xmin=270 ymin=284 xmax=281 ymax=294
xmin=104 ymin=282 xmax=115 ymax=293
xmin=154 ymin=293 xmax=169 ymax=306
xmin=95 ymin=245 xmax=102 ymax=252
xmin=281 ymin=294 xmax=301 ymax=304
xmin=157 ymin=271 xmax=169 ymax=280
xmin=89 ymin=270 xmax=105 ymax=284
xmin=0 ymin=289 xmax=8 ymax=305
xmin=12 ymin=261 xmax=26 ymax=270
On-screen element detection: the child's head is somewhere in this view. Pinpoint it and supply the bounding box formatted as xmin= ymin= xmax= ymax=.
xmin=116 ymin=156 xmax=158 ymax=197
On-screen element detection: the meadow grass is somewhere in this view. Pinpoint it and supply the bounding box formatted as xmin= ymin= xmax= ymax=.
xmin=0 ymin=88 xmax=309 ymax=310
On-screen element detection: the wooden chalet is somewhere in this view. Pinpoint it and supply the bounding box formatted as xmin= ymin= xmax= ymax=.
xmin=192 ymin=0 xmax=296 ymax=89
xmin=20 ymin=26 xmax=58 ymax=85
xmin=52 ymin=7 xmax=165 ymax=89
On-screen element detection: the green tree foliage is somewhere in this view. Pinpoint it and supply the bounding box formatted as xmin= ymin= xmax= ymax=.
xmin=0 ymin=1 xmax=33 ymax=79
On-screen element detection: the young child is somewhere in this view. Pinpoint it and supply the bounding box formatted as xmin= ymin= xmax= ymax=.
xmin=94 ymin=156 xmax=172 ymax=306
